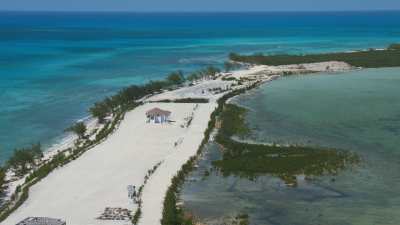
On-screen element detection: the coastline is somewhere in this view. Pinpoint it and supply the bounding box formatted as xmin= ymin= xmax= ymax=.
xmin=2 ymin=116 xmax=99 ymax=204
xmin=0 ymin=61 xmax=354 ymax=225
xmin=1 ymin=103 xmax=217 ymax=225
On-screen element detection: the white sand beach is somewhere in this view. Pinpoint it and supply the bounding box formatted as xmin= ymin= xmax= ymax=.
xmin=1 ymin=61 xmax=353 ymax=225
xmin=1 ymin=103 xmax=216 ymax=225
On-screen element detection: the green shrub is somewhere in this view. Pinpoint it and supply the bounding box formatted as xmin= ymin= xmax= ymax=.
xmin=0 ymin=168 xmax=6 ymax=191
xmin=65 ymin=122 xmax=87 ymax=139
xmin=222 ymin=76 xmax=237 ymax=81
xmin=7 ymin=143 xmax=42 ymax=176
xmin=167 ymin=71 xmax=185 ymax=85
xmin=152 ymin=98 xmax=209 ymax=103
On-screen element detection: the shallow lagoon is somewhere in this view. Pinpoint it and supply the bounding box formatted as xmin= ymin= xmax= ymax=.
xmin=181 ymin=68 xmax=400 ymax=225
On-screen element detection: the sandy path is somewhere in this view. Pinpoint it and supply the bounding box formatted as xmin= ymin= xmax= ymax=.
xmin=1 ymin=103 xmax=215 ymax=225
xmin=139 ymin=102 xmax=217 ymax=225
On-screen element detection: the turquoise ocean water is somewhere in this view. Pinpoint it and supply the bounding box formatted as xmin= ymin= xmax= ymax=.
xmin=181 ymin=68 xmax=400 ymax=225
xmin=1 ymin=11 xmax=400 ymax=162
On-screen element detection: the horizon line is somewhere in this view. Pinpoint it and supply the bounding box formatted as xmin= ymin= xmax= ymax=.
xmin=0 ymin=9 xmax=400 ymax=13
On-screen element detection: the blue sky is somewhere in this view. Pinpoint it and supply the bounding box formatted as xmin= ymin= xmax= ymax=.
xmin=1 ymin=0 xmax=400 ymax=12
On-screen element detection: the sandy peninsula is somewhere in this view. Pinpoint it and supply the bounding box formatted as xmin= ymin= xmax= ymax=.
xmin=1 ymin=61 xmax=352 ymax=225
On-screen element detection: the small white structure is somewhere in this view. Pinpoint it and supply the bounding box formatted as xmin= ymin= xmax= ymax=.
xmin=146 ymin=107 xmax=171 ymax=123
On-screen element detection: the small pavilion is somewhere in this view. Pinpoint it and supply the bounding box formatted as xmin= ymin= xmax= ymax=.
xmin=146 ymin=107 xmax=171 ymax=123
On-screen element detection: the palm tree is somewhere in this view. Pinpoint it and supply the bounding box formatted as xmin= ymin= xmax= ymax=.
xmin=167 ymin=70 xmax=185 ymax=85
xmin=65 ymin=122 xmax=87 ymax=139
xmin=0 ymin=167 xmax=6 ymax=190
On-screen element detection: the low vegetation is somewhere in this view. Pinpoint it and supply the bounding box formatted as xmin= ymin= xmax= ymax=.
xmin=222 ymin=76 xmax=237 ymax=81
xmin=213 ymin=103 xmax=360 ymax=186
xmin=229 ymin=43 xmax=400 ymax=68
xmin=167 ymin=71 xmax=185 ymax=85
xmin=388 ymin=43 xmax=400 ymax=50
xmin=0 ymin=168 xmax=6 ymax=191
xmin=216 ymin=213 xmax=249 ymax=225
xmin=131 ymin=161 xmax=163 ymax=225
xmin=7 ymin=143 xmax=42 ymax=177
xmin=224 ymin=61 xmax=242 ymax=72
xmin=151 ymin=98 xmax=209 ymax=103
xmin=186 ymin=66 xmax=221 ymax=82
xmin=89 ymin=83 xmax=161 ymax=123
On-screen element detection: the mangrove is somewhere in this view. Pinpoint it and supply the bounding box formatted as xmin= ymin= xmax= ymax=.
xmin=229 ymin=43 xmax=400 ymax=68
xmin=213 ymin=104 xmax=360 ymax=186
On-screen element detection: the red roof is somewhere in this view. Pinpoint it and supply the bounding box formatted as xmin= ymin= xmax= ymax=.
xmin=146 ymin=107 xmax=171 ymax=116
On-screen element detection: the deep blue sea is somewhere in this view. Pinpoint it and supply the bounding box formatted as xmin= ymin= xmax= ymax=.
xmin=1 ymin=11 xmax=400 ymax=162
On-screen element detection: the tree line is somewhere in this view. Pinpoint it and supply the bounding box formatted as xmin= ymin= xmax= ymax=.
xmin=229 ymin=43 xmax=400 ymax=68
xmin=87 ymin=65 xmax=223 ymax=123
xmin=0 ymin=143 xmax=43 ymax=185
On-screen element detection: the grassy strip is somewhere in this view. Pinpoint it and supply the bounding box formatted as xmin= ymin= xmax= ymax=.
xmin=150 ymin=98 xmax=209 ymax=103
xmin=229 ymin=44 xmax=400 ymax=68
xmin=131 ymin=161 xmax=163 ymax=225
